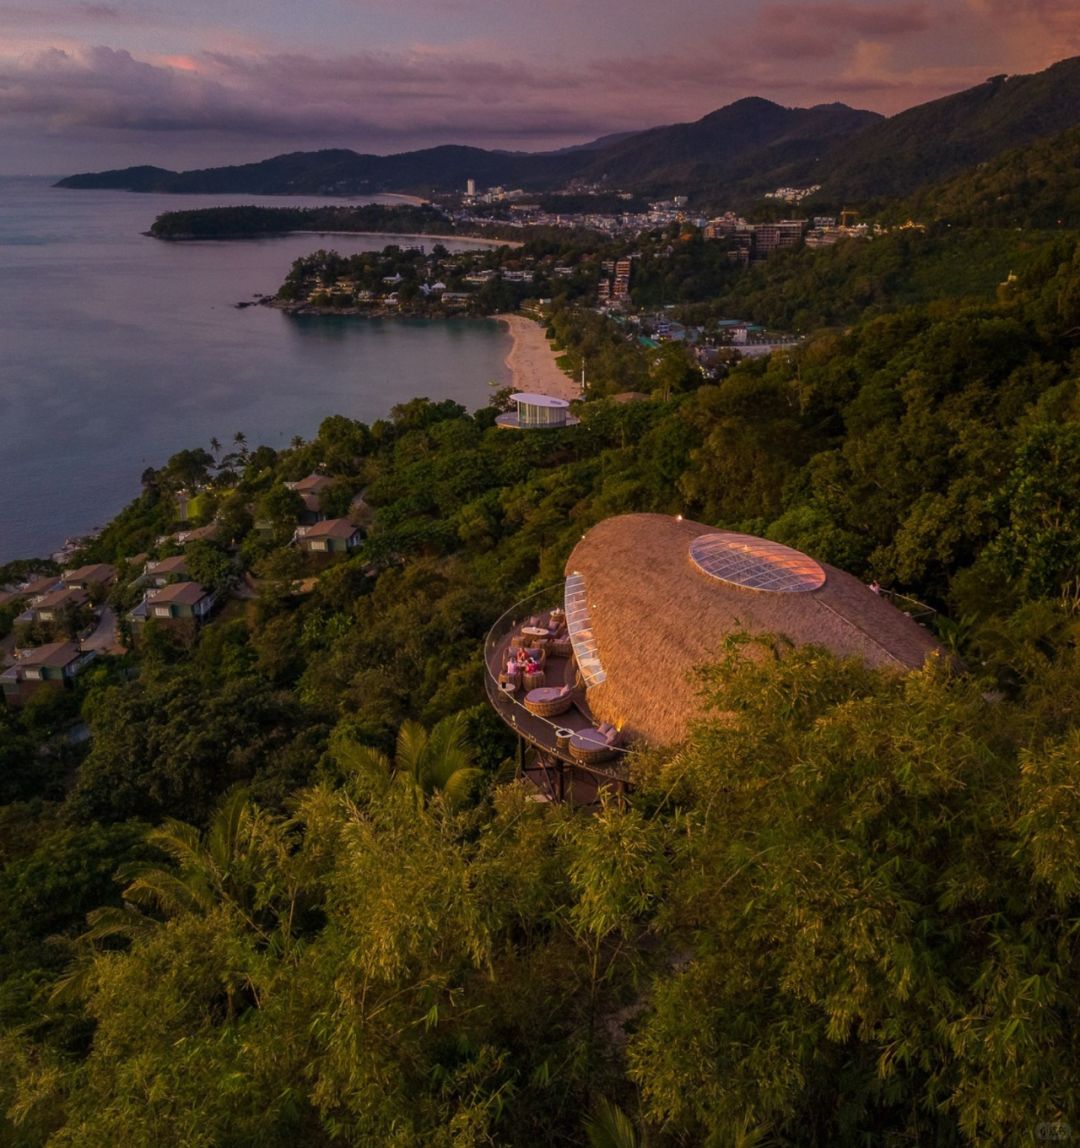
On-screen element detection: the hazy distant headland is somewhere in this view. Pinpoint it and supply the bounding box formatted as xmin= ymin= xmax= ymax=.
xmin=53 ymin=57 xmax=1080 ymax=206
xmin=149 ymin=203 xmax=455 ymax=241
xmin=146 ymin=203 xmax=523 ymax=247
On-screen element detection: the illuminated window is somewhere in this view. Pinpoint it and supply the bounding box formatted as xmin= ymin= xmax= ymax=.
xmin=564 ymin=572 xmax=606 ymax=686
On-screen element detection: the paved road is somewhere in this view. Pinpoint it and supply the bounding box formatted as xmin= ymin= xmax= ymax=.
xmin=83 ymin=606 xmax=125 ymax=654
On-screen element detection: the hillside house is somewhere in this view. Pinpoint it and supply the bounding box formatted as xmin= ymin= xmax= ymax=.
xmin=294 ymin=519 xmax=363 ymax=554
xmin=1 ymin=642 xmax=96 ymax=707
xmin=17 ymin=586 xmax=92 ymax=632
xmin=61 ymin=563 xmax=116 ymax=592
xmin=143 ymin=554 xmax=190 ymax=587
xmin=130 ymin=581 xmax=216 ymax=635
xmin=285 ymin=474 xmax=335 ymax=525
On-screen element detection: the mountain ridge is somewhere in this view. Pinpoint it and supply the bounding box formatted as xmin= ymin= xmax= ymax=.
xmin=54 ymin=98 xmax=881 ymax=201
xmin=55 ymin=56 xmax=1080 ymax=205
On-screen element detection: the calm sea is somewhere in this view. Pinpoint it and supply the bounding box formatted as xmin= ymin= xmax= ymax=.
xmin=0 ymin=177 xmax=512 ymax=563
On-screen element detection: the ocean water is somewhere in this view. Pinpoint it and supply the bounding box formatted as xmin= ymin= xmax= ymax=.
xmin=0 ymin=177 xmax=512 ymax=562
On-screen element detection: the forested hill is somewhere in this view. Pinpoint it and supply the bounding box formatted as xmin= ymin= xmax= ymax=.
xmin=147 ymin=202 xmax=458 ymax=239
xmin=4 ymin=211 xmax=1080 ymax=1141
xmin=53 ymin=55 xmax=1080 ymax=206
xmin=54 ymin=101 xmax=879 ymax=201
xmin=817 ymin=55 xmax=1080 ymax=200
xmin=55 ymin=145 xmax=550 ymax=197
xmin=894 ymin=121 xmax=1080 ymax=228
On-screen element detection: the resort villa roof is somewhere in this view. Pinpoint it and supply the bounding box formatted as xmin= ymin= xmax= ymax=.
xmin=16 ymin=641 xmax=84 ymax=670
xmin=298 ymin=518 xmax=359 ymax=540
xmin=146 ymin=554 xmax=189 ymax=576
xmin=564 ymin=513 xmax=943 ymax=745
xmin=147 ymin=581 xmax=210 ymax=606
xmin=21 ymin=574 xmax=61 ymax=597
xmin=33 ymin=586 xmax=88 ymax=611
xmin=287 ymin=474 xmax=334 ymax=494
xmin=509 ymin=391 xmax=567 ymax=408
xmin=62 ymin=563 xmax=115 ymax=586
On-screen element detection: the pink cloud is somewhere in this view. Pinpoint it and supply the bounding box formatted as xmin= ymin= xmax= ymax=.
xmin=761 ymin=1 xmax=930 ymax=35
xmin=0 ymin=4 xmax=1072 ymax=166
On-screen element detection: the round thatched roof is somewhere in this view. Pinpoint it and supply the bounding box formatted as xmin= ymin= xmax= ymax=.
xmin=564 ymin=513 xmax=943 ymax=745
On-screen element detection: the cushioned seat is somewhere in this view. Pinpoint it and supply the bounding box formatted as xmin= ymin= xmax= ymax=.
xmin=524 ymin=685 xmax=574 ymax=717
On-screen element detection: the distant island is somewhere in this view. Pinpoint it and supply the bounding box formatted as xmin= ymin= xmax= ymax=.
xmin=148 ymin=203 xmax=462 ymax=241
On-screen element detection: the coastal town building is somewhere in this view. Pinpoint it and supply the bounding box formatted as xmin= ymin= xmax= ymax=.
xmin=764 ymin=184 xmax=821 ymax=203
xmin=19 ymin=574 xmax=63 ymax=598
xmin=750 ymin=219 xmax=806 ymax=261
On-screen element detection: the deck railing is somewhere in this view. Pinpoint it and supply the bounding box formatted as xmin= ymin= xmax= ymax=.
xmin=483 ymin=586 xmax=632 ymax=780
xmin=880 ymin=588 xmax=937 ymax=621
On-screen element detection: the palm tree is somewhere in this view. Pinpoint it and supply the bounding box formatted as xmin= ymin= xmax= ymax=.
xmin=584 ymin=1098 xmax=646 ymax=1148
xmin=332 ymin=714 xmax=484 ymax=809
xmin=54 ymin=790 xmax=294 ymax=1001
xmin=209 ymin=435 xmax=221 ymax=458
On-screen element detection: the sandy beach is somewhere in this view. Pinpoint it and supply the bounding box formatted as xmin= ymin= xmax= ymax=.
xmin=496 ymin=314 xmax=580 ymax=401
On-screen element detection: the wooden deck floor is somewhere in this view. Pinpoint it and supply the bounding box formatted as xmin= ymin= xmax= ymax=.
xmin=485 ymin=620 xmax=629 ymax=796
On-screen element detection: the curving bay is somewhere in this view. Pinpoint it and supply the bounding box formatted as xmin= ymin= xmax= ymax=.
xmin=0 ymin=177 xmax=511 ymax=562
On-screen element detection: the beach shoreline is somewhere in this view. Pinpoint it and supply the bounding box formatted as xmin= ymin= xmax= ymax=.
xmin=495 ymin=313 xmax=580 ymax=401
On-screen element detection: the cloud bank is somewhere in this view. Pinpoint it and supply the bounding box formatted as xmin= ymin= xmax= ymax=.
xmin=0 ymin=0 xmax=1074 ymax=172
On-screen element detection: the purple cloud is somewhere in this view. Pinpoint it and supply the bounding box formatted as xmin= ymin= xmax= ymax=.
xmin=0 ymin=0 xmax=1068 ymax=174
xmin=761 ymin=1 xmax=930 ymax=35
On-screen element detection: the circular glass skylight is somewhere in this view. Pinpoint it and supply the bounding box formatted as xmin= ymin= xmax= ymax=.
xmin=689 ymin=532 xmax=826 ymax=593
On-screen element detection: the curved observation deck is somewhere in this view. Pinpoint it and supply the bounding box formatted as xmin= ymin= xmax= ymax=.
xmin=483 ymin=586 xmax=631 ymax=802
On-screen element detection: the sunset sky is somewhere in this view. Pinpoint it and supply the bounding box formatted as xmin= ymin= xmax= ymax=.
xmin=1 ymin=0 xmax=1077 ymax=174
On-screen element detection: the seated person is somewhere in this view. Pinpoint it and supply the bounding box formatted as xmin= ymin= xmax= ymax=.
xmin=516 ymin=647 xmax=528 ymax=665
xmin=506 ymin=658 xmax=520 ymax=678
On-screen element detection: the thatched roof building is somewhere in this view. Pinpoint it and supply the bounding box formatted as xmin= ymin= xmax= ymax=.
xmin=564 ymin=513 xmax=942 ymax=745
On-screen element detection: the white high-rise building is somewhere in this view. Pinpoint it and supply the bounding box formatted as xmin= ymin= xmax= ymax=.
xmin=466 ymin=178 xmax=476 ymax=197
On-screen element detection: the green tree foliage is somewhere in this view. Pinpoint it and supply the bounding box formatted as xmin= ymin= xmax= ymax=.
xmin=331 ymin=713 xmax=486 ymax=807
xmin=150 ymin=203 xmax=458 ymax=240
xmin=66 ymin=664 xmax=322 ymax=824
xmin=256 ymin=483 xmax=305 ymax=544
xmin=6 ymin=205 xmax=1080 ymax=1146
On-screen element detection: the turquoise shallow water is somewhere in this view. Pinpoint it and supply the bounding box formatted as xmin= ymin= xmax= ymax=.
xmin=0 ymin=178 xmax=511 ymax=562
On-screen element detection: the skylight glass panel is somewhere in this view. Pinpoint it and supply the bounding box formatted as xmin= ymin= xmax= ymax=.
xmin=689 ymin=532 xmax=825 ymax=593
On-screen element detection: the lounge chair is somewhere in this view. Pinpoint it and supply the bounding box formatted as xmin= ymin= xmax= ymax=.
xmin=524 ymin=684 xmax=574 ymax=718
xmin=568 ymin=724 xmax=621 ymax=764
